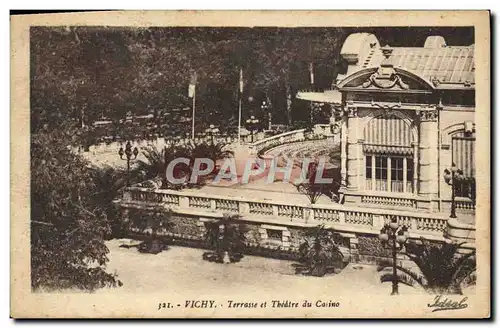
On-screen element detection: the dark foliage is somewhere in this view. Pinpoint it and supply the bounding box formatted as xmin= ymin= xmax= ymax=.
xmin=203 ymin=214 xmax=247 ymax=264
xmin=294 ymin=161 xmax=340 ymax=204
xmin=135 ymin=141 xmax=233 ymax=190
xmin=31 ymin=129 xmax=121 ymax=290
xmin=294 ymin=225 xmax=345 ymax=277
xmin=30 ymin=26 xmax=473 ymax=139
xmin=88 ymin=165 xmax=143 ymax=238
xmin=128 ymin=208 xmax=174 ymax=254
xmin=377 ymin=237 xmax=476 ymax=294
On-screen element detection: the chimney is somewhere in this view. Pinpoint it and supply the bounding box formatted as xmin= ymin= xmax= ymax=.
xmin=424 ymin=36 xmax=447 ymax=48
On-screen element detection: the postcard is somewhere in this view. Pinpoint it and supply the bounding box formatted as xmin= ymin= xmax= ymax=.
xmin=11 ymin=10 xmax=490 ymax=318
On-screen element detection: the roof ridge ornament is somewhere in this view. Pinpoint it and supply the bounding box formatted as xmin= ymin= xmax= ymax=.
xmin=381 ymin=45 xmax=393 ymax=59
xmin=431 ymin=76 xmax=441 ymax=87
xmin=360 ymin=45 xmax=410 ymax=90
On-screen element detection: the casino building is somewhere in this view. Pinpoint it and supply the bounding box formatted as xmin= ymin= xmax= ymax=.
xmin=297 ymin=33 xmax=475 ymax=215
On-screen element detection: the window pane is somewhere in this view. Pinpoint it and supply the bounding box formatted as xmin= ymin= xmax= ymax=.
xmin=375 ymin=156 xmax=388 ymax=180
xmin=366 ymin=156 xmax=372 ymax=179
xmin=381 ymin=166 xmax=387 ymax=179
xmin=390 ymin=158 xmax=402 ymax=182
xmin=407 ymin=158 xmax=413 ymax=181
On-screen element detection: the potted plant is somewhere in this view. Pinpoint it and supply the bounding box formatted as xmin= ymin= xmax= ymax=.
xmin=294 ymin=225 xmax=345 ymax=277
xmin=202 ymin=214 xmax=247 ymax=264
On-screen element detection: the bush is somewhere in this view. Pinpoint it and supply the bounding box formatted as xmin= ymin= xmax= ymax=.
xmin=202 ymin=214 xmax=247 ymax=264
xmin=294 ymin=225 xmax=345 ymax=277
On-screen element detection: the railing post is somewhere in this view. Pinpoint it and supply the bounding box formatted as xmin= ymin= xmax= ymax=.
xmin=272 ymin=204 xmax=279 ymax=217
xmin=372 ymin=214 xmax=385 ymax=229
xmin=179 ymin=196 xmax=190 ymax=209
xmin=338 ymin=211 xmax=346 ymax=224
xmin=302 ymin=207 xmax=315 ymax=223
xmin=239 ymin=201 xmax=250 ymax=215
xmin=309 ymin=207 xmax=315 ymax=222
xmin=411 ymin=217 xmax=418 ymax=232
xmin=123 ymin=189 xmax=132 ymax=201
xmin=210 ymin=199 xmax=216 ymax=210
xmin=302 ymin=207 xmax=309 ymax=222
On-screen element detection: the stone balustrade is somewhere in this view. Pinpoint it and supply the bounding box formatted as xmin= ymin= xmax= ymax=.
xmin=249 ymin=124 xmax=333 ymax=155
xmin=361 ymin=194 xmax=417 ymax=209
xmin=80 ymin=135 xmax=239 ymax=155
xmin=455 ymin=197 xmax=476 ymax=211
xmin=121 ymin=186 xmax=463 ymax=241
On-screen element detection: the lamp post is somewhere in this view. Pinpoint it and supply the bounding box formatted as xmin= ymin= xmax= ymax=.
xmin=245 ymin=116 xmax=259 ymax=143
xmin=260 ymin=100 xmax=270 ymax=129
xmin=205 ymin=124 xmax=220 ymax=144
xmin=118 ymin=141 xmax=139 ymax=187
xmin=444 ymin=163 xmax=465 ymax=219
xmin=378 ymin=216 xmax=409 ymax=295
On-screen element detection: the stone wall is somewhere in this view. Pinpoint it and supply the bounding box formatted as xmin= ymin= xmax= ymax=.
xmin=121 ymin=207 xmax=455 ymax=266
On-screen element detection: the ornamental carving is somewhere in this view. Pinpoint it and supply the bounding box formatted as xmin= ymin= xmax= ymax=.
xmin=345 ymin=106 xmax=358 ymax=118
xmin=418 ymin=110 xmax=438 ymax=122
xmin=370 ymin=100 xmax=402 ymax=110
xmin=362 ymin=66 xmax=409 ymax=90
xmin=310 ymin=102 xmax=324 ymax=112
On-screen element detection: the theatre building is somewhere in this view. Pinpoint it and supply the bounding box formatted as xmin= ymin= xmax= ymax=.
xmin=298 ymin=33 xmax=475 ymax=216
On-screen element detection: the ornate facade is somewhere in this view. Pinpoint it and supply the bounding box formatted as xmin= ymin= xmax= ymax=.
xmin=298 ymin=33 xmax=475 ymax=214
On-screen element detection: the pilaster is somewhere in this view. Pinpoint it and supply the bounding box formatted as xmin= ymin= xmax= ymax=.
xmin=340 ymin=115 xmax=348 ymax=188
xmin=346 ymin=106 xmax=362 ymax=192
xmin=417 ymin=109 xmax=439 ymax=210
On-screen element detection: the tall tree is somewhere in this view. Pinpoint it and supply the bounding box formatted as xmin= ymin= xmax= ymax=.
xmin=31 ymin=127 xmax=121 ymax=290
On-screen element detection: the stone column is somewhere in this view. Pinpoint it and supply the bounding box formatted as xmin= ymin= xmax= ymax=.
xmin=340 ymin=115 xmax=348 ymax=188
xmin=418 ymin=109 xmax=439 ymax=207
xmin=346 ymin=106 xmax=361 ymax=192
xmin=412 ymin=142 xmax=418 ymax=194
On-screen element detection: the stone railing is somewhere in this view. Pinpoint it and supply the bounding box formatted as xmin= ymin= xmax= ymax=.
xmin=249 ymin=124 xmax=333 ymax=155
xmin=121 ymin=187 xmax=459 ymax=239
xmin=361 ymin=194 xmax=417 ymax=209
xmin=445 ymin=218 xmax=475 ymax=245
xmin=80 ymin=135 xmax=239 ymax=155
xmin=297 ymin=86 xmax=337 ymax=93
xmin=455 ymin=197 xmax=476 ymax=211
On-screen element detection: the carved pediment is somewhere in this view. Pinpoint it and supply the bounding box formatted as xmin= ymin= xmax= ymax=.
xmin=337 ymin=67 xmax=434 ymax=92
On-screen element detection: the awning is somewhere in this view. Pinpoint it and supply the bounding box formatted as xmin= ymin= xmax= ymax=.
xmin=296 ymin=90 xmax=342 ymax=104
xmin=363 ymin=144 xmax=413 ymax=155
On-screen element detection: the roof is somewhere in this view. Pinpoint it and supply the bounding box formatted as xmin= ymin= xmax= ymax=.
xmin=338 ymin=33 xmax=475 ymax=88
xmin=367 ymin=46 xmax=475 ymax=85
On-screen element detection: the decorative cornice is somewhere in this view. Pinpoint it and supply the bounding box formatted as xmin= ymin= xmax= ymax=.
xmin=370 ymin=100 xmax=402 ymax=110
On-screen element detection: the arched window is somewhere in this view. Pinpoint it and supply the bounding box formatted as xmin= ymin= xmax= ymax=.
xmin=443 ymin=122 xmax=476 ymax=199
xmin=363 ymin=113 xmax=416 ymax=193
xmin=451 ymin=130 xmax=475 ymax=199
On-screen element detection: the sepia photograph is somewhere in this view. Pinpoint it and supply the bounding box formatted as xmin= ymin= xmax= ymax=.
xmin=10 ymin=11 xmax=490 ymax=318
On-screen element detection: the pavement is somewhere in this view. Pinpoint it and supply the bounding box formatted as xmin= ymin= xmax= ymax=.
xmin=98 ymin=239 xmax=429 ymax=296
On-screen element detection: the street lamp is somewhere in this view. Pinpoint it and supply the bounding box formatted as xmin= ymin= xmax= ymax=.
xmin=118 ymin=141 xmax=139 ymax=187
xmin=378 ymin=216 xmax=409 ymax=295
xmin=246 ymin=116 xmax=259 ymax=143
xmin=261 ymin=100 xmax=271 ymax=130
xmin=205 ymin=124 xmax=220 ymax=144
xmin=444 ymin=163 xmax=465 ymax=219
